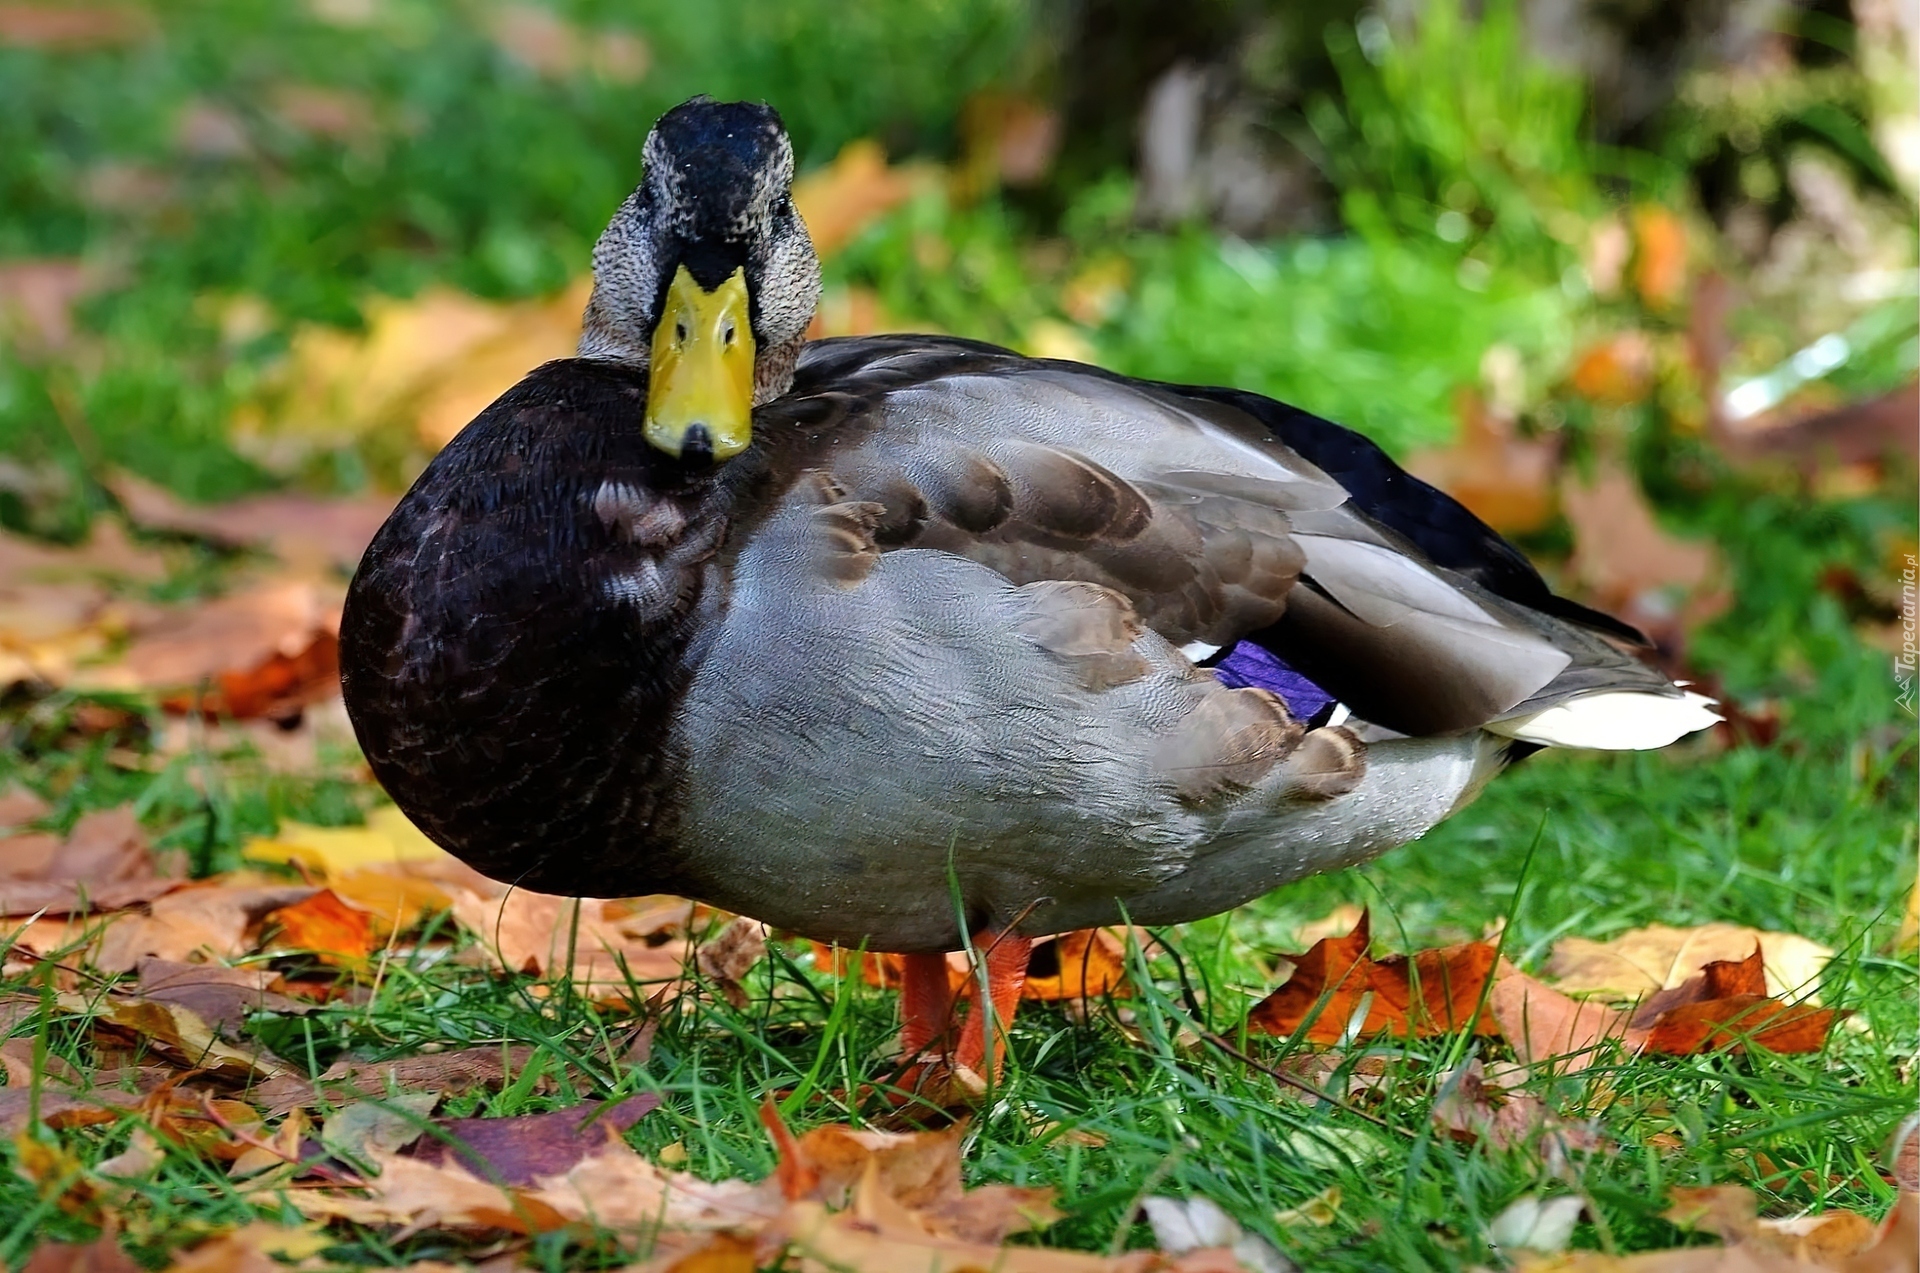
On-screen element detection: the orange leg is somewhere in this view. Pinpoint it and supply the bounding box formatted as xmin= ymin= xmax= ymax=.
xmin=952 ymin=930 xmax=1033 ymax=1080
xmin=898 ymin=952 xmax=956 ymax=1058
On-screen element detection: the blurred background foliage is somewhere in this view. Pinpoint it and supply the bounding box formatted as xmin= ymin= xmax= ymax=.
xmin=0 ymin=0 xmax=1913 ymax=596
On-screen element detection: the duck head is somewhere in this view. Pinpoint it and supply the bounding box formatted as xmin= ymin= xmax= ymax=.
xmin=578 ymin=97 xmax=821 ymax=464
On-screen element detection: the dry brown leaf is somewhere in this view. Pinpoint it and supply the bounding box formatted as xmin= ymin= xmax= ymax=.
xmin=1519 ymin=1191 xmax=1917 ymax=1272
xmin=0 ymin=806 xmax=152 ymax=884
xmin=1489 ymin=972 xmax=1640 ymax=1071
xmin=19 ymin=1235 xmax=143 ymax=1273
xmin=0 ymin=1038 xmax=80 ymax=1088
xmin=269 ymin=85 xmax=376 ymax=142
xmin=696 ymin=917 xmax=768 ymax=1008
xmin=289 ymin=1131 xmax=773 ymax=1234
xmin=0 ymin=806 xmax=182 ymax=917
xmin=0 ymin=1087 xmax=139 ymax=1135
xmin=77 ymin=579 xmax=341 ymax=711
xmin=1547 ymin=924 xmax=1833 ymax=1004
xmin=451 ymin=887 xmax=693 ymax=1001
xmin=160 ymin=1225 xmax=332 ymax=1273
xmin=1560 ymin=464 xmax=1724 ymax=629
xmin=0 ymin=259 xmax=102 ymax=355
xmin=243 ymin=1044 xmax=539 ymax=1116
xmin=768 ymin=1114 xmax=1060 ymax=1245
xmin=1245 ymin=910 xmax=1504 ymax=1043
xmin=109 ymin=472 xmax=393 ymax=576
xmin=0 ymin=520 xmax=170 ymax=588
xmin=483 ymin=5 xmax=648 ymax=82
xmin=0 ymin=524 xmax=166 ymax=688
xmin=134 ymin=958 xmax=310 ymax=1035
xmin=89 ymin=881 xmax=318 ymax=972
xmin=1661 ymin=1185 xmax=1908 ymax=1270
xmin=404 ymin=1094 xmax=660 ymax=1184
xmin=54 ymin=991 xmax=288 ymax=1079
xmin=1408 ymin=388 xmax=1559 ymax=534
xmin=764 ymin=1199 xmax=1162 ymax=1273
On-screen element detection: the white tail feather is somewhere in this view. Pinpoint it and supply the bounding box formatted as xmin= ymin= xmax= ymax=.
xmin=1485 ymin=690 xmax=1720 ymax=750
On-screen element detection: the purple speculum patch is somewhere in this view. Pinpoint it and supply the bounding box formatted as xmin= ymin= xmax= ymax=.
xmin=1210 ymin=640 xmax=1335 ymax=723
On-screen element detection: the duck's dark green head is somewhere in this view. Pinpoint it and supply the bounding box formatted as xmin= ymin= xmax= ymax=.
xmin=579 ymin=97 xmax=821 ymax=464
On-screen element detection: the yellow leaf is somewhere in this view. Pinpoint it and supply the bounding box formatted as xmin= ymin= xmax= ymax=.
xmin=245 ymin=805 xmax=447 ymax=878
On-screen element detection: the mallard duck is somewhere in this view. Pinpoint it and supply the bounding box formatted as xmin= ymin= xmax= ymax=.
xmin=340 ymin=98 xmax=1716 ymax=1080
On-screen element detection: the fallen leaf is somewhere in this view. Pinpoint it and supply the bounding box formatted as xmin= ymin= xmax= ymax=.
xmin=244 ymin=805 xmax=449 ymax=876
xmin=1488 ymin=972 xmax=1638 ymax=1071
xmin=0 ymin=805 xmax=182 ymax=916
xmin=244 ymin=1044 xmax=538 ymax=1115
xmin=792 ymin=140 xmax=933 ymax=258
xmin=94 ymin=1126 xmax=165 ymax=1179
xmin=162 ymin=1225 xmax=332 ymax=1273
xmin=289 ymin=1129 xmax=771 ymax=1234
xmin=0 ymin=1088 xmax=139 ymax=1135
xmin=1272 ymin=1184 xmax=1341 ymax=1228
xmin=243 ymin=280 xmax=588 ymax=457
xmin=1143 ymin=1195 xmax=1290 ymax=1273
xmin=134 ymin=958 xmax=311 ymax=1035
xmin=1023 ymin=928 xmax=1130 ymax=1002
xmin=321 ymin=1093 xmax=440 ymax=1165
xmin=1491 ymin=1195 xmax=1585 ymax=1254
xmin=1547 ymin=924 xmax=1833 ymax=1003
xmin=76 ymin=579 xmax=342 ymax=717
xmin=109 ymin=472 xmax=393 ymax=576
xmin=0 ymin=260 xmax=100 ymax=355
xmin=264 ymin=889 xmax=378 ymax=965
xmin=1640 ymin=994 xmax=1843 ymax=1056
xmin=482 ymin=5 xmax=648 ymax=82
xmin=451 ymin=887 xmax=693 ymax=1001
xmin=764 ymin=1198 xmax=1163 ymax=1273
xmin=269 ymin=85 xmax=376 ymax=142
xmin=1408 ymin=388 xmax=1558 ymax=534
xmin=1 ymin=805 xmax=153 ymax=884
xmin=54 ymin=991 xmax=288 ymax=1079
xmin=19 ymin=1235 xmax=142 ymax=1273
xmin=90 ymin=882 xmax=317 ymax=972
xmin=0 ymin=520 xmax=169 ymax=587
xmin=769 ymin=1114 xmax=1060 ymax=1244
xmin=696 ymin=916 xmax=769 ymax=1008
xmin=1560 ymin=464 xmax=1725 ymax=633
xmin=11 ymin=1132 xmax=99 ymax=1216
xmin=0 ymin=1038 xmax=80 ymax=1088
xmin=1631 ymin=205 xmax=1690 ymax=310
xmin=404 ymin=1094 xmax=660 ymax=1184
xmin=1245 ymin=911 xmax=1374 ymax=1043
xmin=1246 ymin=910 xmax=1503 ymax=1042
xmin=1570 ymin=331 xmax=1657 ymax=406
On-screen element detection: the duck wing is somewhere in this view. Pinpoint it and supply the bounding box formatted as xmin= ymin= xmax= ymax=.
xmin=771 ymin=334 xmax=1693 ymax=740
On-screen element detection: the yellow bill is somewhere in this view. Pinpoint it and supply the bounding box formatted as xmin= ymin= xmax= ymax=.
xmin=645 ymin=264 xmax=756 ymax=461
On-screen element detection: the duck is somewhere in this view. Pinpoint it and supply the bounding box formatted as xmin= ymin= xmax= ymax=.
xmin=339 ymin=97 xmax=1717 ymax=1083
